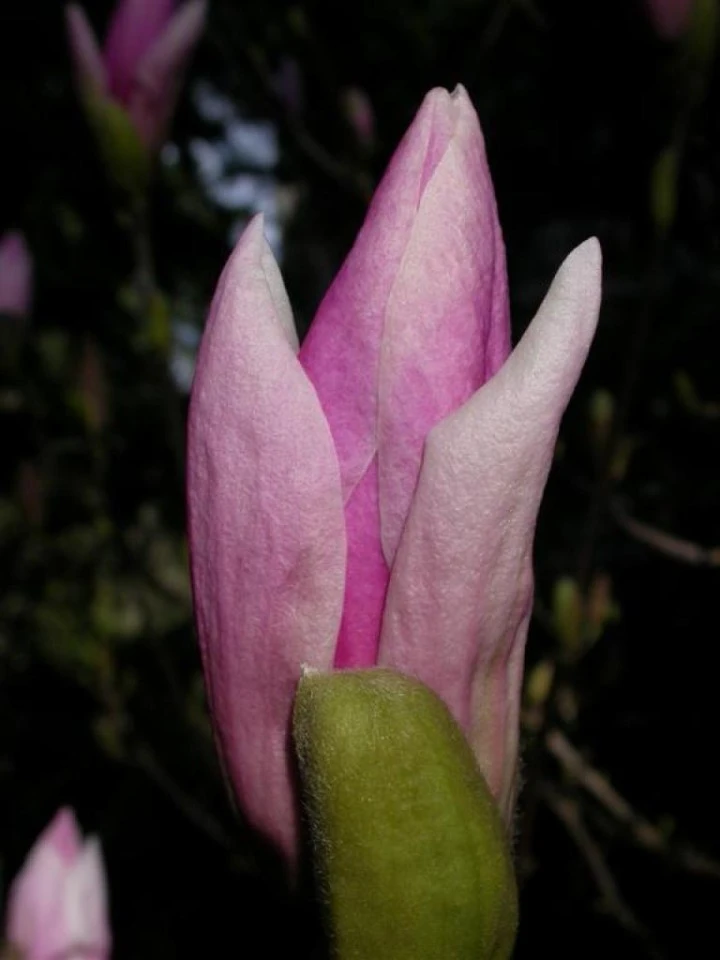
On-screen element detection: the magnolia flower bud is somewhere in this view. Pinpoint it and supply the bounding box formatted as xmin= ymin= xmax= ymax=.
xmin=188 ymin=86 xmax=602 ymax=864
xmin=65 ymin=0 xmax=207 ymax=185
xmin=4 ymin=809 xmax=110 ymax=960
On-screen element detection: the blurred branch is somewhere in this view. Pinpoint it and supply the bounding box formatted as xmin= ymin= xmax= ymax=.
xmin=612 ymin=501 xmax=720 ymax=567
xmin=248 ymin=46 xmax=371 ymax=200
xmin=547 ymin=729 xmax=720 ymax=879
xmin=209 ymin=29 xmax=371 ymax=200
xmin=133 ymin=745 xmax=236 ymax=852
xmin=540 ymin=782 xmax=658 ymax=952
xmin=481 ymin=0 xmax=546 ymax=54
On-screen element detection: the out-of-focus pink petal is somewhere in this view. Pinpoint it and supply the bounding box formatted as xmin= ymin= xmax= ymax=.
xmin=0 ymin=231 xmax=33 ymax=318
xmin=6 ymin=843 xmax=67 ymax=958
xmin=104 ymin=0 xmax=174 ymax=102
xmin=377 ymin=85 xmax=510 ymax=566
xmin=65 ymin=838 xmax=112 ymax=956
xmin=5 ymin=809 xmax=110 ymax=960
xmin=333 ymin=458 xmax=389 ymax=669
xmin=44 ymin=808 xmax=83 ymax=864
xmin=646 ymin=0 xmax=694 ymax=38
xmin=299 ymin=88 xmax=457 ymax=505
xmin=378 ymin=239 xmax=602 ymax=823
xmin=126 ymin=0 xmax=207 ymax=150
xmin=188 ymin=216 xmax=346 ymax=862
xmin=64 ymin=6 xmax=108 ymax=97
xmin=342 ymin=87 xmax=375 ymax=148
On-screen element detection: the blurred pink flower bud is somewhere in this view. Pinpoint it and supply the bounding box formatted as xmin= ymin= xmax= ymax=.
xmin=645 ymin=0 xmax=695 ymax=38
xmin=342 ymin=87 xmax=375 ymax=149
xmin=65 ymin=0 xmax=207 ymax=153
xmin=0 ymin=232 xmax=33 ymax=319
xmin=5 ymin=808 xmax=111 ymax=960
xmin=188 ymin=86 xmax=602 ymax=863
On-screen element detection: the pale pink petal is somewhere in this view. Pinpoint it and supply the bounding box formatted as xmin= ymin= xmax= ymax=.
xmin=646 ymin=0 xmax=694 ymax=38
xmin=333 ymin=458 xmax=389 ymax=668
xmin=378 ymin=85 xmax=510 ymax=566
xmin=104 ymin=0 xmax=174 ymax=102
xmin=0 ymin=231 xmax=33 ymax=318
xmin=6 ymin=846 xmax=67 ymax=958
xmin=379 ymin=239 xmax=602 ymax=822
xmin=187 ymin=216 xmax=346 ymax=862
xmin=64 ymin=6 xmax=108 ymax=97
xmin=64 ymin=839 xmax=111 ymax=956
xmin=126 ymin=0 xmax=207 ymax=151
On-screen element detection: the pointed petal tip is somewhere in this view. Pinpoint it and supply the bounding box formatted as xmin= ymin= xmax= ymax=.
xmin=64 ymin=3 xmax=107 ymax=94
xmin=418 ymin=86 xmax=456 ymax=119
xmin=46 ymin=807 xmax=82 ymax=862
xmin=78 ymin=834 xmax=106 ymax=877
xmin=554 ymin=236 xmax=603 ymax=318
xmin=223 ymin=215 xmax=266 ymax=270
xmin=0 ymin=230 xmax=28 ymax=257
xmin=64 ymin=3 xmax=82 ymax=24
xmin=449 ymin=82 xmax=471 ymax=104
xmin=188 ymin=0 xmax=209 ymax=20
xmin=240 ymin=212 xmax=266 ymax=246
xmin=565 ymin=235 xmax=602 ymax=274
xmin=421 ymin=84 xmax=473 ymax=119
xmin=166 ymin=0 xmax=209 ymax=43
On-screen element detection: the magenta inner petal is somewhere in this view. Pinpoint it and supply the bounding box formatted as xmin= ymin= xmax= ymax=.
xmin=333 ymin=459 xmax=389 ymax=668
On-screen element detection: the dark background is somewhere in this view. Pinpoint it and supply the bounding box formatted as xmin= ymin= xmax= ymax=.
xmin=1 ymin=1 xmax=719 ymax=956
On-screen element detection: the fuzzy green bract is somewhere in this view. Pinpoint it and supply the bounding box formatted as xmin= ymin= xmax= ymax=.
xmin=294 ymin=668 xmax=518 ymax=960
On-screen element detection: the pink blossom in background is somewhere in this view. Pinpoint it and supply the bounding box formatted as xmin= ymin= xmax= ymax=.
xmin=645 ymin=0 xmax=695 ymax=38
xmin=342 ymin=87 xmax=376 ymax=149
xmin=0 ymin=232 xmax=33 ymax=318
xmin=5 ymin=808 xmax=110 ymax=960
xmin=65 ymin=0 xmax=207 ymax=152
xmin=187 ymin=86 xmax=602 ymax=863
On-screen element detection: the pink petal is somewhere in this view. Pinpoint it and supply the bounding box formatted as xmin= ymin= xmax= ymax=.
xmin=64 ymin=6 xmax=108 ymax=97
xmin=645 ymin=0 xmax=694 ymax=38
xmin=378 ymin=85 xmax=510 ymax=567
xmin=64 ymin=839 xmax=111 ymax=956
xmin=126 ymin=0 xmax=207 ymax=151
xmin=187 ymin=216 xmax=346 ymax=863
xmin=104 ymin=0 xmax=174 ymax=103
xmin=0 ymin=231 xmax=33 ymax=318
xmin=332 ymin=458 xmax=389 ymax=668
xmin=378 ymin=239 xmax=602 ymax=822
xmin=299 ymin=87 xmax=458 ymax=505
xmin=301 ymin=87 xmax=508 ymax=667
xmin=6 ymin=846 xmax=67 ymax=959
xmin=44 ymin=808 xmax=83 ymax=864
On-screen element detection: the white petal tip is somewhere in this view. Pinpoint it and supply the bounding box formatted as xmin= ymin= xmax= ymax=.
xmin=235 ymin=214 xmax=266 ymax=255
xmin=563 ymin=236 xmax=602 ymax=278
